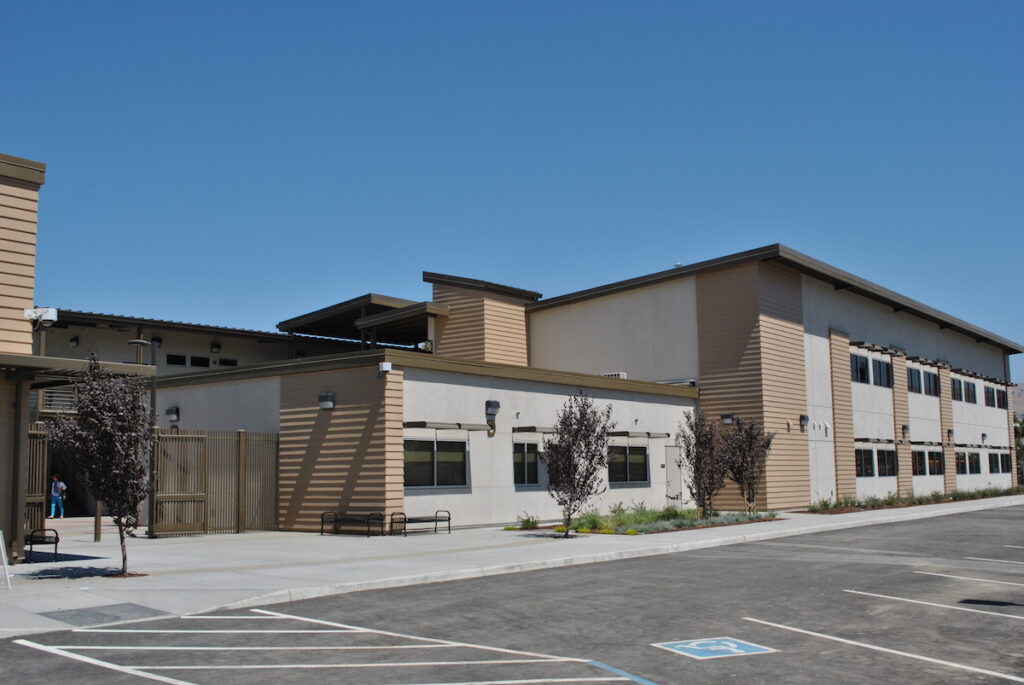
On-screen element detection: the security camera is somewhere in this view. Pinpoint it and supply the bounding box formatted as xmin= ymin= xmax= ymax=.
xmin=24 ymin=307 xmax=58 ymax=327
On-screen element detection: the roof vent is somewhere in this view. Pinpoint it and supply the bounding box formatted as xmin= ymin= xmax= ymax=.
xmin=601 ymin=372 xmax=627 ymax=379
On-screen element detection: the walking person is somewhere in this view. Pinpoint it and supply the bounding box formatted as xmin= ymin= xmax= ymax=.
xmin=48 ymin=474 xmax=66 ymax=519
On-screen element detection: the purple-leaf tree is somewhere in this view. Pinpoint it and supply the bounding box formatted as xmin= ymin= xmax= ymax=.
xmin=676 ymin=410 xmax=728 ymax=519
xmin=540 ymin=390 xmax=615 ymax=537
xmin=723 ymin=417 xmax=774 ymax=513
xmin=47 ymin=355 xmax=153 ymax=576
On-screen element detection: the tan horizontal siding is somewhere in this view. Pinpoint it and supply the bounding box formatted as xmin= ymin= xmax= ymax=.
xmin=830 ymin=330 xmax=855 ymax=498
xmin=278 ymin=366 xmax=404 ymax=533
xmin=433 ymin=285 xmax=487 ymax=361
xmin=939 ymin=367 xmax=956 ymax=493
xmin=891 ymin=356 xmax=913 ymax=496
xmin=0 ymin=181 xmax=36 ymax=355
xmin=1008 ymin=390 xmax=1019 ymax=487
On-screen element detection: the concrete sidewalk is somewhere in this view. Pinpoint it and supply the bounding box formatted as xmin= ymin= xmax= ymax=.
xmin=2 ymin=495 xmax=1022 ymax=639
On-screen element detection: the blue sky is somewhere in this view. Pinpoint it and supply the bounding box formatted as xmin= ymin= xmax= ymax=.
xmin=4 ymin=2 xmax=1022 ymax=376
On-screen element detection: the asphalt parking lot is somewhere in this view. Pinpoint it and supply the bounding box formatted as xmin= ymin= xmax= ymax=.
xmin=4 ymin=506 xmax=1022 ymax=684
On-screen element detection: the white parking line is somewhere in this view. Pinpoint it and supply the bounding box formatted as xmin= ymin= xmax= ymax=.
xmin=914 ymin=571 xmax=1024 ymax=587
xmin=251 ymin=608 xmax=585 ymax=662
xmin=843 ymin=589 xmax=1024 ymax=621
xmin=141 ymin=659 xmax=570 ymax=670
xmin=14 ymin=640 xmax=194 ymax=685
xmin=377 ymin=680 xmax=627 ymax=684
xmin=51 ymin=644 xmax=454 ymax=651
xmin=965 ymin=556 xmax=1024 ymax=565
xmin=73 ymin=629 xmax=359 ymax=634
xmin=180 ymin=615 xmax=286 ymax=620
xmin=1004 ymin=545 xmax=1024 ymax=550
xmin=743 ymin=617 xmax=1024 ymax=683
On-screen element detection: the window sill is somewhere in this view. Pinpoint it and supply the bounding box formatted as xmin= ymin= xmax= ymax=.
xmin=514 ymin=484 xmax=543 ymax=491
xmin=609 ymin=482 xmax=651 ymax=489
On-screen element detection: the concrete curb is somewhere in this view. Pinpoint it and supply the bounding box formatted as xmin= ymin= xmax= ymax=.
xmin=213 ymin=494 xmax=1024 ymax=613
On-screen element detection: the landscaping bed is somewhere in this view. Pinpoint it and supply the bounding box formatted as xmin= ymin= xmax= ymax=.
xmin=803 ymin=485 xmax=1024 ymax=514
xmin=505 ymin=503 xmax=777 ymax=535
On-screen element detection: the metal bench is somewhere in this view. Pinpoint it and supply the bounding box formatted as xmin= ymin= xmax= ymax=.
xmin=320 ymin=511 xmax=385 ymax=537
xmin=390 ymin=510 xmax=451 ymax=536
xmin=24 ymin=528 xmax=60 ymax=562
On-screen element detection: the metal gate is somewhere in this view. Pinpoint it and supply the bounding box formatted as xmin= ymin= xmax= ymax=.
xmin=24 ymin=422 xmax=47 ymax=532
xmin=152 ymin=433 xmax=208 ymax=536
xmin=152 ymin=430 xmax=278 ymax=537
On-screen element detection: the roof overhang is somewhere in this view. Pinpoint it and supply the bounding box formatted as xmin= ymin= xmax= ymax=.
xmin=353 ymin=301 xmax=449 ymax=346
xmin=0 ymin=153 xmax=46 ymax=188
xmin=529 ymin=244 xmax=1024 ymax=354
xmin=423 ymin=272 xmax=542 ymax=301
xmin=277 ymin=293 xmax=416 ymax=339
xmin=0 ymin=352 xmax=154 ymax=380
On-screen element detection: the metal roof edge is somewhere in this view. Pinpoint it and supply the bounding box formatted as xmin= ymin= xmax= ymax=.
xmin=423 ymin=272 xmax=543 ymax=301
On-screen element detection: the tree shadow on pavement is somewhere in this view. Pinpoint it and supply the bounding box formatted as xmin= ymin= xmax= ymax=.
xmin=20 ymin=565 xmax=135 ymax=579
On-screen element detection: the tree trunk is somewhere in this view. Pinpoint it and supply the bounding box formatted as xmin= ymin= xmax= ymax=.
xmin=116 ymin=518 xmax=128 ymax=576
xmin=562 ymin=510 xmax=572 ymax=537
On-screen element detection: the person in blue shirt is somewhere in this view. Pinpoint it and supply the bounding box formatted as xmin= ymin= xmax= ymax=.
xmin=48 ymin=474 xmax=66 ymax=519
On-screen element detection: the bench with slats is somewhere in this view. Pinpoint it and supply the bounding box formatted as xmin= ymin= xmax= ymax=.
xmin=24 ymin=528 xmax=60 ymax=562
xmin=390 ymin=510 xmax=451 ymax=536
xmin=319 ymin=511 xmax=385 ymax=537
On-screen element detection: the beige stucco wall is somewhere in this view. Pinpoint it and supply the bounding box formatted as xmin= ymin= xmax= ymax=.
xmin=528 ymin=276 xmax=698 ymax=383
xmin=156 ymin=377 xmax=281 ymax=432
xmin=400 ymin=367 xmax=695 ymax=526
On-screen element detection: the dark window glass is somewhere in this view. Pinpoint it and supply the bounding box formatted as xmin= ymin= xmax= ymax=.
xmin=219 ymin=358 xmax=238 ymax=367
xmin=190 ymin=356 xmax=210 ymax=368
xmin=166 ymin=354 xmax=186 ymax=366
xmin=963 ymin=382 xmax=977 ymax=404
xmin=1001 ymin=453 xmax=1012 ymax=473
xmin=996 ymin=389 xmax=1008 ymax=409
xmin=872 ymin=360 xmax=893 ymax=388
xmin=923 ymin=371 xmax=940 ymax=397
xmin=609 ymin=445 xmax=649 ymax=483
xmin=928 ymin=451 xmax=944 ymax=475
xmin=952 ymin=378 xmax=963 ymax=401
xmin=912 ymin=451 xmax=926 ymax=476
xmin=877 ymin=450 xmax=898 ymax=476
xmin=984 ymin=387 xmax=996 ymax=407
xmin=435 ymin=441 xmax=467 ymax=486
xmin=907 ymin=368 xmax=922 ymax=394
xmin=404 ymin=440 xmax=435 ymax=487
xmin=628 ymin=446 xmax=649 ymax=483
xmin=955 ymin=452 xmax=966 ymax=475
xmin=851 ymin=355 xmax=870 ymax=384
xmin=989 ymin=453 xmax=1001 ymax=473
xmin=855 ymin=449 xmax=874 ymax=477
xmin=513 ymin=443 xmax=539 ymax=485
xmin=967 ymin=452 xmax=981 ymax=474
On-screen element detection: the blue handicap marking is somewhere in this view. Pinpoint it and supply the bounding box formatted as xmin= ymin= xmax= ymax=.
xmin=653 ymin=637 xmax=777 ymax=660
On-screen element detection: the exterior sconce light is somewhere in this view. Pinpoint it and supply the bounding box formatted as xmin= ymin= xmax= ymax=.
xmin=799 ymin=415 xmax=810 ymax=430
xmin=901 ymin=424 xmax=910 ymax=440
xmin=165 ymin=406 xmax=180 ymax=423
xmin=318 ymin=392 xmax=336 ymax=410
xmin=151 ymin=336 xmax=162 ymax=347
xmin=720 ymin=413 xmax=735 ymax=425
xmin=485 ymin=400 xmax=501 ymax=436
xmin=377 ymin=361 xmax=393 ymax=378
xmin=210 ymin=342 xmax=221 ymax=354
xmin=981 ymin=433 xmax=988 ymax=444
xmin=69 ymin=336 xmax=79 ymax=348
xmin=947 ymin=429 xmax=954 ymax=443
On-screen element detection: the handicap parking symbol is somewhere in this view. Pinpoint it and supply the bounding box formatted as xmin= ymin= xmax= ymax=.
xmin=653 ymin=637 xmax=777 ymax=660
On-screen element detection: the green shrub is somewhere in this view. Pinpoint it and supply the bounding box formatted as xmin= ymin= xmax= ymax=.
xmin=574 ymin=509 xmax=603 ymax=531
xmin=502 ymin=525 xmax=518 ymax=531
xmin=624 ymin=528 xmax=639 ymax=535
xmin=517 ymin=513 xmax=539 ymax=530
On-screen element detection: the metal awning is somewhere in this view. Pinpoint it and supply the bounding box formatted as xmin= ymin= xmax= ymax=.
xmin=608 ymin=431 xmax=672 ymax=438
xmin=0 ymin=352 xmax=155 ymax=382
xmin=404 ymin=421 xmax=491 ymax=431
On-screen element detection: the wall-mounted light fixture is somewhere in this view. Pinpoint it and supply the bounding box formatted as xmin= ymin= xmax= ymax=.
xmin=68 ymin=336 xmax=79 ymax=348
xmin=901 ymin=424 xmax=910 ymax=440
xmin=165 ymin=406 xmax=180 ymax=423
xmin=720 ymin=413 xmax=735 ymax=425
xmin=981 ymin=433 xmax=988 ymax=444
xmin=151 ymin=337 xmax=162 ymax=348
xmin=799 ymin=415 xmax=810 ymax=430
xmin=210 ymin=342 xmax=221 ymax=354
xmin=377 ymin=361 xmax=393 ymax=378
xmin=318 ymin=392 xmax=336 ymax=410
xmin=485 ymin=400 xmax=501 ymax=436
xmin=947 ymin=428 xmax=955 ymax=443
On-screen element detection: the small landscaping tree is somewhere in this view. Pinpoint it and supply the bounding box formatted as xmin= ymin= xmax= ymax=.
xmin=723 ymin=417 xmax=774 ymax=513
xmin=47 ymin=355 xmax=154 ymax=576
xmin=541 ymin=390 xmax=615 ymax=537
xmin=676 ymin=410 xmax=728 ymax=518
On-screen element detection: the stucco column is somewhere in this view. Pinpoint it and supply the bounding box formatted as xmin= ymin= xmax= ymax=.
xmin=828 ymin=330 xmax=856 ymax=499
xmin=891 ymin=355 xmax=913 ymax=498
xmin=938 ymin=366 xmax=957 ymax=494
